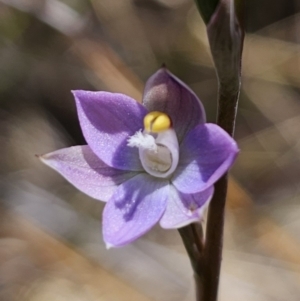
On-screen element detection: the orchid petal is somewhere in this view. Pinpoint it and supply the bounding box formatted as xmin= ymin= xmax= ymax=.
xmin=40 ymin=146 xmax=138 ymax=202
xmin=172 ymin=123 xmax=238 ymax=194
xmin=160 ymin=185 xmax=213 ymax=229
xmin=103 ymin=174 xmax=169 ymax=247
xmin=143 ymin=68 xmax=206 ymax=142
xmin=73 ymin=90 xmax=148 ymax=171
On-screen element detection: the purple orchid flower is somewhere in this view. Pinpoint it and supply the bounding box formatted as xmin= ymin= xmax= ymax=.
xmin=40 ymin=67 xmax=238 ymax=248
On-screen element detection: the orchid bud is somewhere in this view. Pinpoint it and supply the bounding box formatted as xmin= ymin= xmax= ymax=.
xmin=207 ymin=0 xmax=244 ymax=92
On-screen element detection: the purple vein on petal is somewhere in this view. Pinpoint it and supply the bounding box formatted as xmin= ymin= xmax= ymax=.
xmin=73 ymin=90 xmax=148 ymax=171
xmin=40 ymin=145 xmax=139 ymax=202
xmin=172 ymin=123 xmax=239 ymax=194
xmin=143 ymin=68 xmax=206 ymax=142
xmin=103 ymin=173 xmax=169 ymax=247
xmin=160 ymin=185 xmax=214 ymax=229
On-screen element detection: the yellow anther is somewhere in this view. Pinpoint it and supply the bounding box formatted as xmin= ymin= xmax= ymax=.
xmin=144 ymin=111 xmax=171 ymax=133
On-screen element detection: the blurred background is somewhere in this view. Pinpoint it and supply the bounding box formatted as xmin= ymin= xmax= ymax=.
xmin=0 ymin=0 xmax=300 ymax=300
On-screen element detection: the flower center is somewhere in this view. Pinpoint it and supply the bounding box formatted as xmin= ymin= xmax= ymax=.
xmin=127 ymin=111 xmax=179 ymax=178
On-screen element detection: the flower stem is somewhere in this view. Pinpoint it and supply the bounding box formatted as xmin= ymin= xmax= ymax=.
xmin=178 ymin=224 xmax=204 ymax=275
xmin=202 ymin=175 xmax=228 ymax=300
xmin=199 ymin=0 xmax=244 ymax=298
xmin=180 ymin=1 xmax=244 ymax=299
xmin=201 ymin=82 xmax=241 ymax=301
xmin=178 ymin=84 xmax=241 ymax=300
